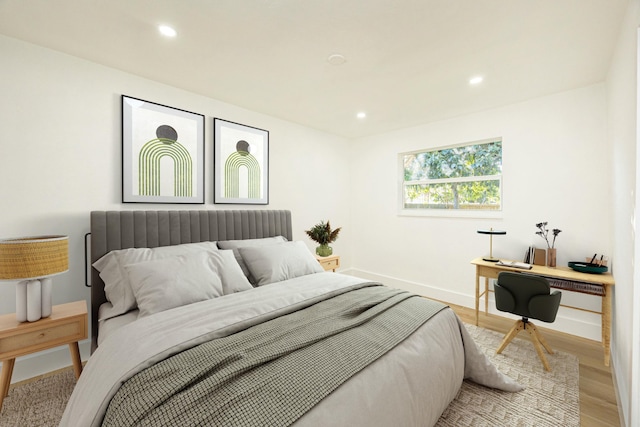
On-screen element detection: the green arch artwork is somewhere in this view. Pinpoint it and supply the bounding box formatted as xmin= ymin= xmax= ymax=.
xmin=224 ymin=140 xmax=261 ymax=198
xmin=139 ymin=125 xmax=193 ymax=197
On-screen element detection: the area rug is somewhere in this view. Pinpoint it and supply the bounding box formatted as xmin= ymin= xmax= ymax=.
xmin=436 ymin=323 xmax=580 ymax=427
xmin=0 ymin=368 xmax=76 ymax=427
xmin=0 ymin=323 xmax=579 ymax=427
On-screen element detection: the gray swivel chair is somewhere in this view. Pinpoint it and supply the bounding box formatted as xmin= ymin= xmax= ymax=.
xmin=494 ymin=272 xmax=562 ymax=371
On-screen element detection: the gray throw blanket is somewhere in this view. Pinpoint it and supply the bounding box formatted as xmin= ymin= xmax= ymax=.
xmin=102 ymin=285 xmax=447 ymax=427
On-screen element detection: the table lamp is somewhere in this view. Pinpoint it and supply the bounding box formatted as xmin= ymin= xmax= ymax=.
xmin=0 ymin=235 xmax=68 ymax=322
xmin=477 ymin=228 xmax=506 ymax=262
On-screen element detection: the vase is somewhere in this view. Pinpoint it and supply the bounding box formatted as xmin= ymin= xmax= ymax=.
xmin=316 ymin=244 xmax=333 ymax=257
xmin=547 ymin=248 xmax=557 ymax=267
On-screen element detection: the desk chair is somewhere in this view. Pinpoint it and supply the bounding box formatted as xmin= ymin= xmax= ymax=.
xmin=494 ymin=272 xmax=562 ymax=371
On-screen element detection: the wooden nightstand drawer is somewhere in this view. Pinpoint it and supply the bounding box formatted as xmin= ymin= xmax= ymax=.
xmin=0 ymin=318 xmax=85 ymax=359
xmin=0 ymin=301 xmax=87 ymax=360
xmin=322 ymin=258 xmax=339 ymax=270
xmin=316 ymin=255 xmax=340 ymax=272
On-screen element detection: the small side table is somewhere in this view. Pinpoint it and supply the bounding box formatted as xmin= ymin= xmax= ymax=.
xmin=0 ymin=300 xmax=87 ymax=411
xmin=316 ymin=254 xmax=340 ymax=272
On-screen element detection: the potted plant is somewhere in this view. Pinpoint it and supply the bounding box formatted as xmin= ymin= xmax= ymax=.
xmin=305 ymin=220 xmax=341 ymax=257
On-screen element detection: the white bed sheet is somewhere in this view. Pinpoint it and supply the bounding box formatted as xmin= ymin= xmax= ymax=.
xmin=97 ymin=303 xmax=139 ymax=346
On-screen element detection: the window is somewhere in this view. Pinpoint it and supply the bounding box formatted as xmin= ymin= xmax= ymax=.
xmin=400 ymin=139 xmax=502 ymax=214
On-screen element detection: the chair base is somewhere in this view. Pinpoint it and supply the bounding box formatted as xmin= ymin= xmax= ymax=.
xmin=496 ymin=319 xmax=554 ymax=371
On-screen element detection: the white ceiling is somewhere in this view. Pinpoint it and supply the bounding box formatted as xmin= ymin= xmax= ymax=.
xmin=0 ymin=0 xmax=629 ymax=138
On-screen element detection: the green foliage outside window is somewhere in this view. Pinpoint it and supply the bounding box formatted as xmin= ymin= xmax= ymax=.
xmin=402 ymin=140 xmax=502 ymax=210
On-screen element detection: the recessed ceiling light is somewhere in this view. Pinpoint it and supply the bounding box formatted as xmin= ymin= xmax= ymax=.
xmin=327 ymin=53 xmax=346 ymax=65
xmin=469 ymin=76 xmax=484 ymax=85
xmin=356 ymin=112 xmax=366 ymax=119
xmin=158 ymin=25 xmax=177 ymax=38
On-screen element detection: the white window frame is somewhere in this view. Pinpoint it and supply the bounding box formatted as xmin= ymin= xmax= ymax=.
xmin=398 ymin=138 xmax=503 ymax=219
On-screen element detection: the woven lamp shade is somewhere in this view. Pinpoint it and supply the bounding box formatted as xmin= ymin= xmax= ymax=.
xmin=0 ymin=235 xmax=69 ymax=280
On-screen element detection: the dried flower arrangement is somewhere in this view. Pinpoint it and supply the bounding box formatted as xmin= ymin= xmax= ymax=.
xmin=305 ymin=220 xmax=341 ymax=245
xmin=535 ymin=222 xmax=562 ymax=249
xmin=305 ymin=220 xmax=341 ymax=256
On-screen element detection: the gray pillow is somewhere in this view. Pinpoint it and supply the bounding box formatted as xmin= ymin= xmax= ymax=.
xmin=217 ymin=236 xmax=287 ymax=285
xmin=125 ymin=252 xmax=224 ymax=318
xmin=238 ymin=241 xmax=324 ymax=286
xmin=93 ymin=241 xmax=219 ymax=320
xmin=216 ymin=250 xmax=254 ymax=295
xmin=124 ymin=250 xmax=253 ymax=318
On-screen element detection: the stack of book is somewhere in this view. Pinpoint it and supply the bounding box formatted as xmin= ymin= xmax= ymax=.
xmin=524 ymin=246 xmax=546 ymax=266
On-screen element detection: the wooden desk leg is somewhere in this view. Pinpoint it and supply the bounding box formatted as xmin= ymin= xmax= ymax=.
xmin=602 ymin=287 xmax=611 ymax=367
xmin=0 ymin=358 xmax=16 ymax=411
xmin=484 ymin=277 xmax=489 ymax=314
xmin=69 ymin=342 xmax=83 ymax=379
xmin=475 ymin=268 xmax=480 ymax=326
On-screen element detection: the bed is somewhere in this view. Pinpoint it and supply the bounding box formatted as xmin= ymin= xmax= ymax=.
xmin=60 ymin=210 xmax=521 ymax=427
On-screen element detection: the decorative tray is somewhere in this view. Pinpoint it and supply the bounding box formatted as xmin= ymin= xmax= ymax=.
xmin=568 ymin=261 xmax=608 ymax=274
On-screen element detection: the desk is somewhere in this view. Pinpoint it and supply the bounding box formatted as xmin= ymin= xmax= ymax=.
xmin=471 ymin=257 xmax=615 ymax=366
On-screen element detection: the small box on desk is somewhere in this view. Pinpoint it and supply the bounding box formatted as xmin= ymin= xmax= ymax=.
xmin=533 ymin=248 xmax=546 ymax=266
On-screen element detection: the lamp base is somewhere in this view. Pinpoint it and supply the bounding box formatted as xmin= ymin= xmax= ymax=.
xmin=16 ymin=278 xmax=52 ymax=322
xmin=482 ymin=257 xmax=500 ymax=262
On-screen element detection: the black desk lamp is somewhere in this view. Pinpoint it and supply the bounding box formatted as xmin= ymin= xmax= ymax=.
xmin=477 ymin=228 xmax=506 ymax=262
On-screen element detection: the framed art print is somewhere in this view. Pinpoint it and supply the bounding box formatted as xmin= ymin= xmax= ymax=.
xmin=214 ymin=118 xmax=269 ymax=204
xmin=122 ymin=95 xmax=205 ymax=203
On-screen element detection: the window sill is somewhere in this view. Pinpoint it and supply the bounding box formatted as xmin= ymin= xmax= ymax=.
xmin=398 ymin=209 xmax=503 ymax=219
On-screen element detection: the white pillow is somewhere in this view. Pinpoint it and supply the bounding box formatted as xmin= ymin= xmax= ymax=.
xmin=238 ymin=241 xmax=324 ymax=286
xmin=93 ymin=241 xmax=219 ymax=320
xmin=125 ymin=252 xmax=224 ymax=318
xmin=217 ymin=236 xmax=287 ymax=284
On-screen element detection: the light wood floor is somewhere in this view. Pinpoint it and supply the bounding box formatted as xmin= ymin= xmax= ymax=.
xmin=448 ymin=303 xmax=621 ymax=427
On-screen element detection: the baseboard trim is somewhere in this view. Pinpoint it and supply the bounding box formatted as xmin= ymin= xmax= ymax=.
xmin=349 ymin=268 xmax=602 ymax=342
xmin=8 ymin=363 xmax=77 ymax=390
xmin=4 ymin=269 xmax=602 ymax=382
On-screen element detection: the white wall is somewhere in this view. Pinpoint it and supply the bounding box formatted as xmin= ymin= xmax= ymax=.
xmin=0 ymin=34 xmax=352 ymax=382
xmin=349 ymin=84 xmax=611 ymax=341
xmin=607 ymin=0 xmax=640 ymax=425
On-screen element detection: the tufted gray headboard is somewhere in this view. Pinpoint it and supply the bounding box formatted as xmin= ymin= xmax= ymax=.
xmin=89 ymin=210 xmax=292 ymax=352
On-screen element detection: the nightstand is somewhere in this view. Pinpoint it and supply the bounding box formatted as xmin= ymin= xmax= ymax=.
xmin=316 ymin=254 xmax=340 ymax=272
xmin=0 ymin=300 xmax=87 ymax=411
